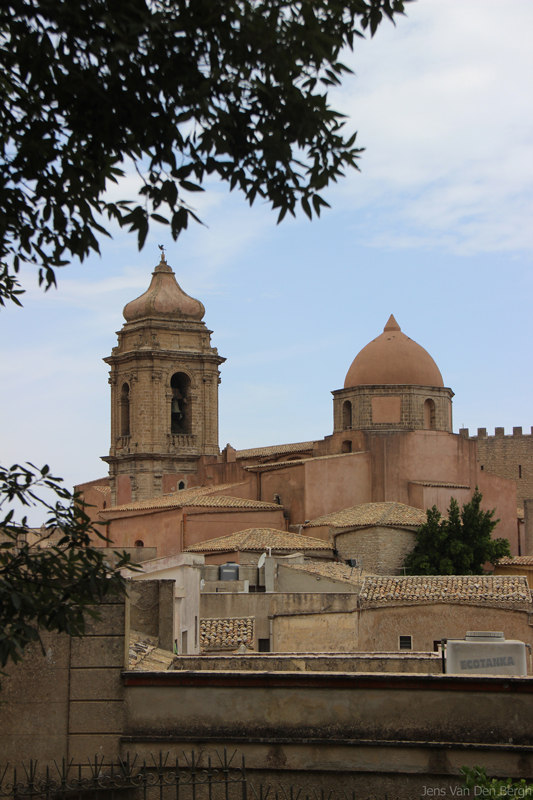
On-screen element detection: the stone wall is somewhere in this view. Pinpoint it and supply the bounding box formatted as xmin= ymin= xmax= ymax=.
xmin=466 ymin=427 xmax=533 ymax=510
xmin=334 ymin=526 xmax=416 ymax=575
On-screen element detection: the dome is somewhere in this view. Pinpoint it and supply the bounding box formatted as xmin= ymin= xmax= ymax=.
xmin=344 ymin=315 xmax=444 ymax=388
xmin=123 ymin=251 xmax=205 ymax=322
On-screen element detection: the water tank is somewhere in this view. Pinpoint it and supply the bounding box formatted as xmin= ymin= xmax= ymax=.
xmin=219 ymin=562 xmax=239 ymax=581
xmin=446 ymin=631 xmax=527 ymax=676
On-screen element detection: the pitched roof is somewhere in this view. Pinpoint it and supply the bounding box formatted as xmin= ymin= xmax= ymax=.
xmin=497 ymin=556 xmax=533 ymax=566
xmin=305 ymin=502 xmax=427 ymax=530
xmin=285 ymin=562 xmax=366 ymax=587
xmin=359 ymin=575 xmax=531 ymax=608
xmin=236 ymin=441 xmax=314 ymax=460
xmin=243 ymin=451 xmax=365 ymax=472
xmin=410 ymin=481 xmax=470 ymax=489
xmin=185 ymin=528 xmax=333 ymax=553
xmin=200 ymin=617 xmax=254 ymax=651
xmin=102 ymin=483 xmax=278 ymax=514
xmin=93 ymin=485 xmax=111 ymax=495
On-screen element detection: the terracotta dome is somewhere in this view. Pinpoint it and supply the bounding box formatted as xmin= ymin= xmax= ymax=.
xmin=123 ymin=252 xmax=205 ymax=322
xmin=344 ymin=315 xmax=444 ymax=388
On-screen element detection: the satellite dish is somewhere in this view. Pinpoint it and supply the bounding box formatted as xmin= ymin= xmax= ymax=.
xmin=258 ymin=553 xmax=266 ymax=569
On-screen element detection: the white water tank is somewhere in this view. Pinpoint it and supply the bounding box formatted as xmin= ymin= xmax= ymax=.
xmin=446 ymin=631 xmax=527 ymax=676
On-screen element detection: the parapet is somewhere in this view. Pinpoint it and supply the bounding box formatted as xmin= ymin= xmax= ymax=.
xmin=460 ymin=427 xmax=533 ymax=439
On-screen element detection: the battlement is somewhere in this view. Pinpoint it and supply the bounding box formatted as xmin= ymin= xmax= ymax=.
xmin=460 ymin=427 xmax=533 ymax=439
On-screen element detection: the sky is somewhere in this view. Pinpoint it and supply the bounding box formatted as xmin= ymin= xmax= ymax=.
xmin=1 ymin=0 xmax=532 ymax=524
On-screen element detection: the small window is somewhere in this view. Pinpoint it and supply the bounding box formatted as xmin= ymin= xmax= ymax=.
xmin=181 ymin=630 xmax=188 ymax=655
xmin=342 ymin=440 xmax=352 ymax=453
xmin=103 ymin=500 xmax=107 ymax=509
xmin=178 ymin=480 xmax=185 ymax=490
xmin=258 ymin=638 xmax=270 ymax=652
xmin=134 ymin=539 xmax=144 ymax=548
xmin=195 ymin=616 xmax=198 ymax=648
xmin=342 ymin=400 xmax=352 ymax=430
xmin=399 ymin=635 xmax=412 ymax=650
xmin=273 ymin=493 xmax=281 ymax=505
xmin=519 ymin=465 xmax=522 ymax=479
xmin=480 ymin=465 xmax=484 ymax=471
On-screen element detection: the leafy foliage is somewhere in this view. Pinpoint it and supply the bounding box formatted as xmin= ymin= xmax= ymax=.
xmin=461 ymin=765 xmax=533 ymax=798
xmin=0 ymin=463 xmax=132 ymax=668
xmin=403 ymin=488 xmax=511 ymax=576
xmin=0 ymin=0 xmax=408 ymax=305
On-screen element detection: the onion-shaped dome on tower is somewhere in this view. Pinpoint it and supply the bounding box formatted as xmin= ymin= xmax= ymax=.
xmin=123 ymin=250 xmax=205 ymax=322
xmin=344 ymin=315 xmax=443 ymax=388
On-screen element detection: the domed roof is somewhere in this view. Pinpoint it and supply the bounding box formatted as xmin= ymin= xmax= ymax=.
xmin=123 ymin=251 xmax=205 ymax=323
xmin=344 ymin=315 xmax=444 ymax=388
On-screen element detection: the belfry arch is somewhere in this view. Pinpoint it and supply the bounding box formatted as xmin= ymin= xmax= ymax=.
xmin=170 ymin=372 xmax=192 ymax=434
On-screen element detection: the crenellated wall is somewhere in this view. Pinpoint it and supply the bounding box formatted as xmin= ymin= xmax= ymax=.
xmin=461 ymin=427 xmax=533 ymax=510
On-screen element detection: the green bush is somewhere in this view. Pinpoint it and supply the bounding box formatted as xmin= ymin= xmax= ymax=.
xmin=461 ymin=765 xmax=533 ymax=797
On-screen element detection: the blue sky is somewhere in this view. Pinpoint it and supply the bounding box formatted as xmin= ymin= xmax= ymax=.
xmin=1 ymin=0 xmax=532 ymax=523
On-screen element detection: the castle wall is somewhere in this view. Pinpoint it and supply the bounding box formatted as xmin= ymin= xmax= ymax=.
xmin=467 ymin=427 xmax=533 ymax=510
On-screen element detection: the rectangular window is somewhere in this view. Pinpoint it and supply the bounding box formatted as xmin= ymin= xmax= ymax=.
xmin=258 ymin=638 xmax=270 ymax=652
xmin=195 ymin=616 xmax=198 ymax=648
xmin=519 ymin=465 xmax=522 ymax=479
xmin=399 ymin=635 xmax=412 ymax=650
xmin=181 ymin=630 xmax=188 ymax=655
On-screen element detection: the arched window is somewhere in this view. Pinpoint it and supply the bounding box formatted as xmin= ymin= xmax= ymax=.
xmin=120 ymin=383 xmax=130 ymax=436
xmin=134 ymin=539 xmax=144 ymax=548
xmin=178 ymin=480 xmax=185 ymax=490
xmin=342 ymin=400 xmax=352 ymax=430
xmin=170 ymin=372 xmax=191 ymax=434
xmin=342 ymin=440 xmax=352 ymax=453
xmin=424 ymin=399 xmax=436 ymax=430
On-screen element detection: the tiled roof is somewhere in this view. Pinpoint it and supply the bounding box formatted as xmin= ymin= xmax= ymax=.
xmin=101 ymin=483 xmax=264 ymax=513
xmin=359 ymin=576 xmax=531 ymax=608
xmin=93 ymin=485 xmax=111 ymax=495
xmin=243 ymin=451 xmax=365 ymax=472
xmin=200 ymin=617 xmax=255 ymax=651
xmin=305 ymin=502 xmax=427 ymax=530
xmin=410 ymin=481 xmax=470 ymax=489
xmin=286 ymin=562 xmax=367 ymax=586
xmin=497 ymin=556 xmax=533 ymax=566
xmin=236 ymin=442 xmax=314 ymax=459
xmin=185 ymin=528 xmax=333 ymax=553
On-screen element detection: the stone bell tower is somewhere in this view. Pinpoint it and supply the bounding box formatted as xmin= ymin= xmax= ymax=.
xmin=102 ymin=250 xmax=225 ymax=506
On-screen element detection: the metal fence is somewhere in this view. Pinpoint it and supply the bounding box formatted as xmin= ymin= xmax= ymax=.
xmin=0 ymin=750 xmax=246 ymax=800
xmin=0 ymin=750 xmax=403 ymax=800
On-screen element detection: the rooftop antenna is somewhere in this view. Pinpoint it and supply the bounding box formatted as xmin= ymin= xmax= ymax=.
xmin=258 ymin=553 xmax=266 ymax=569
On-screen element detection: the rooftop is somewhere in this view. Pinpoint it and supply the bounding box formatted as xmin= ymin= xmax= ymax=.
xmin=286 ymin=561 xmax=367 ymax=586
xmin=359 ymin=575 xmax=531 ymax=608
xmin=236 ymin=441 xmax=314 ymax=460
xmin=305 ymin=502 xmax=427 ymax=530
xmin=102 ymin=483 xmax=279 ymax=514
xmin=497 ymin=556 xmax=533 ymax=566
xmin=243 ymin=451 xmax=365 ymax=472
xmin=185 ymin=528 xmax=333 ymax=553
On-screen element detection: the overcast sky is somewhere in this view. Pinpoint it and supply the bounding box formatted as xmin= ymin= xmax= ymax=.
xmin=2 ymin=0 xmax=532 ymax=523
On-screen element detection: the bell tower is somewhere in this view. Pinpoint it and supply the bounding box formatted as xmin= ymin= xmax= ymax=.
xmin=102 ymin=250 xmax=225 ymax=505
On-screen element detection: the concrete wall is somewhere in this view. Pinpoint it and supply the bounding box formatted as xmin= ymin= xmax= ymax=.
xmin=122 ymin=670 xmax=533 ymax=795
xmin=276 ymin=564 xmax=360 ymax=593
xmin=200 ymin=593 xmax=359 ymax=648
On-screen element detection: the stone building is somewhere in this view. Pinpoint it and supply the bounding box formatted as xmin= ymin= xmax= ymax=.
xmin=77 ymin=251 xmax=521 ymax=568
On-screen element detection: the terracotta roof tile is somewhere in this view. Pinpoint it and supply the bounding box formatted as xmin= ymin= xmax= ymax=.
xmin=200 ymin=617 xmax=255 ymax=651
xmin=410 ymin=481 xmax=470 ymax=489
xmin=286 ymin=562 xmax=367 ymax=586
xmin=185 ymin=528 xmax=332 ymax=553
xmin=359 ymin=576 xmax=531 ymax=608
xmin=243 ymin=451 xmax=365 ymax=472
xmin=497 ymin=556 xmax=533 ymax=566
xmin=236 ymin=442 xmax=314 ymax=459
xmin=305 ymin=502 xmax=427 ymax=529
xmin=101 ymin=483 xmax=255 ymax=513
xmin=93 ymin=485 xmax=111 ymax=495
